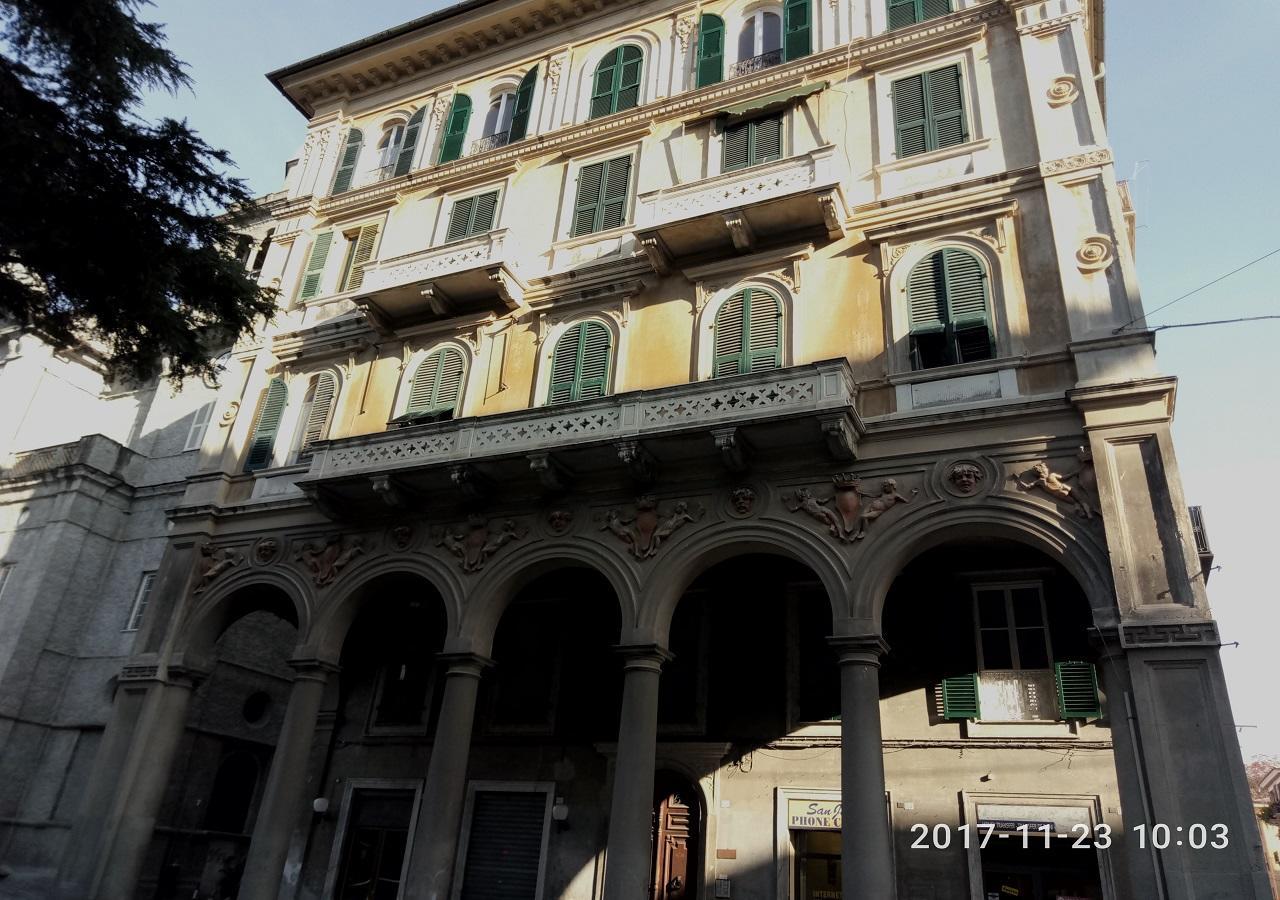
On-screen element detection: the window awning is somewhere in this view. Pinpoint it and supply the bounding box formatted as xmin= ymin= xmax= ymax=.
xmin=718 ymin=81 xmax=828 ymax=124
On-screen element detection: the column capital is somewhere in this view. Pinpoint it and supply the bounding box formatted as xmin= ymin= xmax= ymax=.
xmin=438 ymin=651 xmax=495 ymax=679
xmin=828 ymin=634 xmax=890 ymax=666
xmin=287 ymin=658 xmax=342 ymax=681
xmin=612 ymin=643 xmax=674 ymax=673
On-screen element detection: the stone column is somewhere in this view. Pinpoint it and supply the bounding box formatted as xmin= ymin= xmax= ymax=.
xmin=404 ymin=653 xmax=491 ymax=900
xmin=239 ymin=660 xmax=336 ymax=900
xmin=602 ymin=645 xmax=671 ymax=900
xmin=91 ymin=668 xmax=199 ymax=900
xmin=831 ymin=635 xmax=895 ymax=900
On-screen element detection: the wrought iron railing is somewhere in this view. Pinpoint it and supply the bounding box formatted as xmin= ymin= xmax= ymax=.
xmin=730 ymin=49 xmax=784 ymax=78
xmin=471 ymin=131 xmax=511 ymax=154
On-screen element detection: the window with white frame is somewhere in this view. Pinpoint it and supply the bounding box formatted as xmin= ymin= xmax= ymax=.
xmin=376 ymin=124 xmax=407 ymax=178
xmin=293 ymin=372 xmax=338 ymax=462
xmin=183 ymin=400 xmax=215 ymax=451
xmin=738 ymin=9 xmax=782 ymax=63
xmin=481 ymin=93 xmax=516 ymax=147
xmin=337 ymin=223 xmax=381 ymax=293
xmin=125 ymin=571 xmax=155 ymax=632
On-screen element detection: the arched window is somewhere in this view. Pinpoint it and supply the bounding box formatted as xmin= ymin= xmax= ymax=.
xmin=697 ymin=15 xmax=725 ymax=88
xmin=390 ymin=107 xmax=425 ymax=177
xmin=738 ymin=10 xmax=782 ymax=63
xmin=295 ymin=371 xmax=338 ymax=461
xmin=377 ymin=123 xmax=406 ymax=174
xmin=404 ymin=346 xmax=467 ymax=421
xmin=549 ymin=321 xmax=612 ymax=403
xmin=244 ymin=378 xmax=288 ymax=471
xmin=590 ymin=46 xmax=643 ymax=119
xmin=482 ymin=93 xmax=516 ymax=140
xmin=905 ymin=247 xmax=993 ymax=369
xmin=713 ymin=288 xmax=782 ymax=376
xmin=330 ymin=128 xmax=363 ymax=195
xmin=438 ymin=94 xmax=472 ymax=164
xmin=509 ymin=66 xmax=538 ymax=142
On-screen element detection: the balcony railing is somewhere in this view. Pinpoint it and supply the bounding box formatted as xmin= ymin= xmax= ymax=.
xmin=730 ymin=49 xmax=784 ymax=79
xmin=471 ymin=131 xmax=511 ymax=155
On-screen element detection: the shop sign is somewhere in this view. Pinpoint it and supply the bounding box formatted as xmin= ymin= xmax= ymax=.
xmin=787 ymin=798 xmax=842 ymax=830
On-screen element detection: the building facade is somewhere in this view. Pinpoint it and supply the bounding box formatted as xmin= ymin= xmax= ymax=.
xmin=0 ymin=0 xmax=1271 ymax=898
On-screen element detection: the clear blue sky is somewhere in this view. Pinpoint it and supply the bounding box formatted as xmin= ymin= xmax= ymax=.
xmin=141 ymin=0 xmax=1280 ymax=760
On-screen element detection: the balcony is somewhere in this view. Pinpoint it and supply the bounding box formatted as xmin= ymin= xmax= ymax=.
xmin=471 ymin=131 xmax=511 ymax=155
xmin=296 ymin=360 xmax=861 ymax=514
xmin=633 ymin=146 xmax=849 ymax=275
xmin=730 ymin=49 xmax=784 ymax=79
xmin=352 ymin=229 xmax=526 ymax=329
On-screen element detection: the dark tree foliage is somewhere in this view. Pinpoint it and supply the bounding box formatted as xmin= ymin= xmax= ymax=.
xmin=0 ymin=0 xmax=276 ymax=383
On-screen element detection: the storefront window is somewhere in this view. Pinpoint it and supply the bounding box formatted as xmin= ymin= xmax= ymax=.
xmin=794 ymin=830 xmax=842 ymax=899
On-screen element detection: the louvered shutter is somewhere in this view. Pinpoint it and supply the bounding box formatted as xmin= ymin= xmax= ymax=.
xmin=244 ymin=378 xmax=288 ymax=471
xmin=752 ymin=115 xmax=783 ymax=165
xmin=907 ymin=251 xmax=947 ymax=332
xmin=697 ymin=15 xmax=725 ymax=88
xmin=407 ymin=347 xmax=466 ymax=416
xmin=1055 ymin=661 xmax=1101 ymax=719
xmin=458 ymin=791 xmax=547 ymax=900
xmin=942 ymin=673 xmax=981 ymax=719
xmin=892 ymin=73 xmax=928 ymax=158
xmin=745 ymin=289 xmax=782 ymax=371
xmin=921 ymin=0 xmax=952 ymax=19
xmin=888 ymin=0 xmax=919 ymax=28
xmin=341 ymin=225 xmax=379 ymax=292
xmin=393 ymin=108 xmax=426 ymax=177
xmin=783 ymin=0 xmax=811 ymax=61
xmin=471 ymin=190 xmax=499 ymax=234
xmin=943 ymin=248 xmax=991 ymax=362
xmin=548 ymin=325 xmax=582 ymax=403
xmin=723 ymin=121 xmax=750 ymax=171
xmin=448 ymin=196 xmax=477 ymax=242
xmin=299 ymin=232 xmax=334 ymax=302
xmin=927 ymin=64 xmax=968 ymax=149
xmin=599 ymin=156 xmax=631 ymax=230
xmin=438 ymin=94 xmax=472 ymax=164
xmin=590 ymin=49 xmax=620 ymax=119
xmin=331 ymin=128 xmax=363 ymax=195
xmin=297 ymin=372 xmax=337 ymax=459
xmin=509 ymin=67 xmax=538 ymax=142
xmin=615 ymin=46 xmax=643 ymax=112
xmin=713 ymin=292 xmax=748 ymax=376
xmin=576 ymin=321 xmax=612 ymax=399
xmin=571 ymin=162 xmax=604 ymax=237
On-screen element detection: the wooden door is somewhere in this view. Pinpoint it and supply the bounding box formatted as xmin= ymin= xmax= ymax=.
xmin=652 ymin=774 xmax=698 ymax=900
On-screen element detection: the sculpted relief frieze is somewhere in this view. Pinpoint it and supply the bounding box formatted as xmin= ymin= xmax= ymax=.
xmin=598 ymin=495 xmax=705 ymax=560
xmin=786 ymin=474 xmax=917 ymax=543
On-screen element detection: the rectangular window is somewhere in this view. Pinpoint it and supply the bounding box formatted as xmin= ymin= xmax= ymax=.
xmin=338 ymin=224 xmax=380 ymax=293
xmin=446 ymin=190 xmax=500 ymax=242
xmin=458 ymin=784 xmax=553 ymax=900
xmin=334 ymin=788 xmax=416 ymax=899
xmin=570 ymin=155 xmax=632 ymax=237
xmin=887 ymin=0 xmax=952 ymax=29
xmin=722 ymin=114 xmax=783 ymax=172
xmin=183 ymin=401 xmax=215 ymax=452
xmin=125 ymin=571 xmax=155 ymax=632
xmin=892 ymin=63 xmax=968 ymax=158
xmin=972 ymin=583 xmax=1055 ymax=721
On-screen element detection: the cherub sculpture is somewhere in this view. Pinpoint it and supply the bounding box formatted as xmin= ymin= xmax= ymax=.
xmin=1014 ymin=462 xmax=1095 ymax=519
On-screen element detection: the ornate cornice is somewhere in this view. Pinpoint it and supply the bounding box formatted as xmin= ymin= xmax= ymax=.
xmin=1039 ymin=148 xmax=1113 ymax=178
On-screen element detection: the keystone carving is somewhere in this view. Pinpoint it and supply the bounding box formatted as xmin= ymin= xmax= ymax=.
xmin=1012 ymin=461 xmax=1095 ymax=519
xmin=946 ymin=462 xmax=985 ymax=497
xmin=253 ymin=538 xmax=280 ymax=565
xmin=295 ymin=534 xmax=365 ymax=587
xmin=786 ymin=474 xmax=917 ymax=542
xmin=194 ymin=544 xmax=244 ymax=593
xmin=599 ymin=496 xmax=705 ymax=560
xmin=434 ymin=516 xmax=527 ymax=573
xmin=729 ymin=486 xmax=757 ymax=517
xmin=547 ymin=509 xmax=574 ymax=535
xmin=389 ymin=524 xmax=414 ymax=551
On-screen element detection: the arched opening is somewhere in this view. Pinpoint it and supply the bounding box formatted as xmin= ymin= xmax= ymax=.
xmin=879 ymin=537 xmax=1110 ymax=900
xmin=144 ymin=591 xmax=299 ymax=899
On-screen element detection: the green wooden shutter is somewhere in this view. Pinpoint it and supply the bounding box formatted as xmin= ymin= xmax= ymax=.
xmin=783 ymin=0 xmax=811 ymax=61
xmin=745 ymin=289 xmax=782 ymax=371
xmin=548 ymin=321 xmax=612 ymax=404
xmin=887 ymin=0 xmax=919 ymax=28
xmin=723 ymin=121 xmax=751 ymax=171
xmin=297 ymin=372 xmax=337 ymax=459
xmin=921 ymin=0 xmax=952 ymax=19
xmin=393 ymin=108 xmax=426 ymax=177
xmin=407 ymin=347 xmax=466 ymax=416
xmin=697 ymin=15 xmax=725 ymax=88
xmin=244 ymin=378 xmax=288 ymax=471
xmin=447 ymin=196 xmax=477 ymax=242
xmin=713 ymin=292 xmax=747 ymax=376
xmin=892 ymin=73 xmax=929 ymax=157
xmin=616 ymin=46 xmax=643 ymax=112
xmin=331 ymin=128 xmax=363 ymax=195
xmin=471 ymin=190 xmax=499 ymax=234
xmin=590 ymin=48 xmax=621 ymax=119
xmin=927 ymin=64 xmax=968 ymax=149
xmin=942 ymin=673 xmax=980 ymax=719
xmin=1055 ymin=661 xmax=1101 ymax=719
xmin=508 ymin=67 xmax=538 ymax=142
xmin=340 ymin=224 xmax=379 ymax=292
xmin=907 ymin=251 xmax=947 ymax=332
xmin=751 ymin=115 xmax=783 ymax=165
xmin=571 ymin=161 xmax=605 ymax=237
xmin=599 ymin=156 xmax=631 ymax=231
xmin=942 ymin=248 xmax=991 ymax=363
xmin=298 ymin=232 xmax=334 ymax=302
xmin=438 ymin=94 xmax=472 ymax=164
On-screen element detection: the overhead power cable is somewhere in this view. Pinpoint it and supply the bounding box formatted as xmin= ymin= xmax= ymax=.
xmin=1114 ymin=246 xmax=1280 ymax=333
